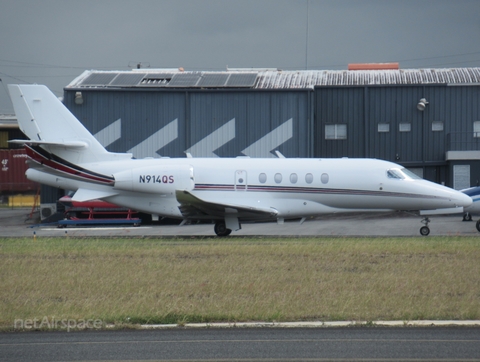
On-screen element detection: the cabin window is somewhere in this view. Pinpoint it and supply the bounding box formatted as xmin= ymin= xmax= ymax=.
xmin=259 ymin=173 xmax=267 ymax=183
xmin=274 ymin=173 xmax=282 ymax=183
xmin=290 ymin=173 xmax=298 ymax=184
xmin=325 ymin=124 xmax=347 ymax=140
xmin=305 ymin=173 xmax=313 ymax=184
xmin=321 ymin=173 xmax=329 ymax=184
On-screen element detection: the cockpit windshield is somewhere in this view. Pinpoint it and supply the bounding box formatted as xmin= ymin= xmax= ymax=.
xmin=387 ymin=168 xmax=422 ymax=180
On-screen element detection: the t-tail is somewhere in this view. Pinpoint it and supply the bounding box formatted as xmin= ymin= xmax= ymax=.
xmin=8 ymin=84 xmax=131 ymax=165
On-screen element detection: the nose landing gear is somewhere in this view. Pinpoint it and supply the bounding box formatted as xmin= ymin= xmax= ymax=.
xmin=420 ymin=217 xmax=430 ymax=236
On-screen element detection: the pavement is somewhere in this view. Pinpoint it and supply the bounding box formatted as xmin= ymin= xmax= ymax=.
xmin=1 ymin=207 xmax=479 ymax=238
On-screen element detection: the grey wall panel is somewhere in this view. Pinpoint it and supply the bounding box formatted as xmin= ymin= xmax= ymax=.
xmin=65 ymin=89 xmax=310 ymax=159
xmin=314 ymin=87 xmax=365 ymax=158
xmin=188 ymin=91 xmax=310 ymax=157
xmin=442 ymin=86 xmax=480 ymax=151
xmin=65 ymin=90 xmax=188 ymax=157
xmin=367 ymin=86 xmax=424 ymax=163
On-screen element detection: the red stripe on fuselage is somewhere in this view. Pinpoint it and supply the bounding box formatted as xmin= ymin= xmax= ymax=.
xmin=24 ymin=145 xmax=114 ymax=185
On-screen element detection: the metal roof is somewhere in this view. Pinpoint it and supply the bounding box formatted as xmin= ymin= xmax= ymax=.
xmin=66 ymin=67 xmax=480 ymax=90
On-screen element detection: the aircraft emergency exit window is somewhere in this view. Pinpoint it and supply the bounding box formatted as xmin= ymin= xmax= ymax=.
xmin=274 ymin=173 xmax=282 ymax=183
xmin=290 ymin=173 xmax=298 ymax=184
xmin=305 ymin=173 xmax=313 ymax=184
xmin=259 ymin=173 xmax=267 ymax=183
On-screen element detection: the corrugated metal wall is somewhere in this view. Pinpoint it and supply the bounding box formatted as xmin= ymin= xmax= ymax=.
xmin=314 ymin=87 xmax=365 ymax=158
xmin=314 ymin=84 xmax=480 ymax=163
xmin=65 ymin=89 xmax=311 ymax=158
xmin=188 ymin=91 xmax=310 ymax=157
xmin=66 ymin=90 xmax=187 ymax=157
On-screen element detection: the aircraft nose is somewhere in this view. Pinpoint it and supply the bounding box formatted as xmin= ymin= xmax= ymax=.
xmin=455 ymin=191 xmax=473 ymax=208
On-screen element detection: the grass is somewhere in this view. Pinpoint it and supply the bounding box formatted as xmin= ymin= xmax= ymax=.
xmin=0 ymin=236 xmax=479 ymax=330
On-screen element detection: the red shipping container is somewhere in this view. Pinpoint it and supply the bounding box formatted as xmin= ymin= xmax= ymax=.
xmin=0 ymin=149 xmax=38 ymax=193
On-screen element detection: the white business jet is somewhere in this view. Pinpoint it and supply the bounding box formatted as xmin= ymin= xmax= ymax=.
xmin=8 ymin=84 xmax=471 ymax=236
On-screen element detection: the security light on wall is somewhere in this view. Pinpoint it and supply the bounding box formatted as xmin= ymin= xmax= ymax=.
xmin=74 ymin=92 xmax=83 ymax=105
xmin=417 ymin=98 xmax=428 ymax=111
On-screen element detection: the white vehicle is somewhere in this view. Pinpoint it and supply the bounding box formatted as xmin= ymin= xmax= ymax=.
xmin=8 ymin=84 xmax=472 ymax=236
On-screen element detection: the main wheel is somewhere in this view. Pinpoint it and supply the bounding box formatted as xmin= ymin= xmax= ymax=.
xmin=420 ymin=226 xmax=430 ymax=236
xmin=214 ymin=221 xmax=232 ymax=237
xmin=476 ymin=219 xmax=480 ymax=232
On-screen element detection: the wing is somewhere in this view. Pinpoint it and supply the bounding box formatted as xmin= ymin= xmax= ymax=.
xmin=175 ymin=190 xmax=278 ymax=220
xmin=9 ymin=139 xmax=88 ymax=148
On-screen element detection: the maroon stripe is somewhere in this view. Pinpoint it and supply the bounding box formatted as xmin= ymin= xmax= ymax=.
xmin=25 ymin=145 xmax=114 ymax=185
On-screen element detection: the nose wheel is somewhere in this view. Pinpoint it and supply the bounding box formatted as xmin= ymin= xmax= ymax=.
xmin=420 ymin=217 xmax=430 ymax=236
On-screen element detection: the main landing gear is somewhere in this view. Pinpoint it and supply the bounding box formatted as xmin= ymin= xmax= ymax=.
xmin=214 ymin=221 xmax=232 ymax=237
xmin=420 ymin=217 xmax=430 ymax=236
xmin=463 ymin=213 xmax=480 ymax=232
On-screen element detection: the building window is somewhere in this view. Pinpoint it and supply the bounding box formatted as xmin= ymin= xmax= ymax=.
xmin=474 ymin=121 xmax=480 ymax=138
xmin=399 ymin=123 xmax=411 ymax=132
xmin=325 ymin=124 xmax=347 ymax=140
xmin=432 ymin=122 xmax=444 ymax=132
xmin=378 ymin=123 xmax=390 ymax=133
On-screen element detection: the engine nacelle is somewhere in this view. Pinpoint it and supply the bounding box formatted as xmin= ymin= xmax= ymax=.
xmin=113 ymin=164 xmax=194 ymax=194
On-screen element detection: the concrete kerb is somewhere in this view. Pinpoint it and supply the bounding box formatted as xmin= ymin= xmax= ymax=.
xmin=138 ymin=320 xmax=480 ymax=329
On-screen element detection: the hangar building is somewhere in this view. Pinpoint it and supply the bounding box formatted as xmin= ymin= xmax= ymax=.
xmin=63 ymin=65 xmax=480 ymax=191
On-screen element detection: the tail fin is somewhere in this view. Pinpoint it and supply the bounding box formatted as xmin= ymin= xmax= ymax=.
xmin=8 ymin=84 xmax=131 ymax=164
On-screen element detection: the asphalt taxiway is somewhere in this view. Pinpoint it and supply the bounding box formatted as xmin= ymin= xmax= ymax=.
xmin=1 ymin=207 xmax=479 ymax=238
xmin=1 ymin=327 xmax=480 ymax=361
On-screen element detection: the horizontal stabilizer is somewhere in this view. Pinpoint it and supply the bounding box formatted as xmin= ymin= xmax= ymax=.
xmin=420 ymin=207 xmax=464 ymax=215
xmin=72 ymin=188 xmax=118 ymax=202
xmin=9 ymin=139 xmax=88 ymax=148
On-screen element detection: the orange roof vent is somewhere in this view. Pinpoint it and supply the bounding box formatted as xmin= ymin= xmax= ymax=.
xmin=348 ymin=63 xmax=399 ymax=70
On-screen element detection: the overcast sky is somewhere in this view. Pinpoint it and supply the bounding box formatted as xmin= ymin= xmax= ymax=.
xmin=1 ymin=0 xmax=479 ymax=113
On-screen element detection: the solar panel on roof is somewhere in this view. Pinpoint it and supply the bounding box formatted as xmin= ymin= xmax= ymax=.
xmin=80 ymin=73 xmax=118 ymax=86
xmin=168 ymin=73 xmax=202 ymax=87
xmin=197 ymin=74 xmax=229 ymax=87
xmin=110 ymin=73 xmax=146 ymax=86
xmin=226 ymin=73 xmax=257 ymax=87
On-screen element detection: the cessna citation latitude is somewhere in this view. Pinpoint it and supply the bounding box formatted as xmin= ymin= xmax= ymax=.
xmin=9 ymin=84 xmax=472 ymax=236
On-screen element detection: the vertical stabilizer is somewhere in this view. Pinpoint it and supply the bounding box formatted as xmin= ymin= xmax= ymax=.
xmin=8 ymin=84 xmax=131 ymax=164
